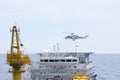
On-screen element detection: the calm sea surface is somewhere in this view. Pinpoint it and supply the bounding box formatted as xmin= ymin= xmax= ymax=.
xmin=0 ymin=54 xmax=120 ymax=80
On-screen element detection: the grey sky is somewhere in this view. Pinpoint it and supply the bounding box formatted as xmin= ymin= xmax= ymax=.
xmin=0 ymin=0 xmax=120 ymax=53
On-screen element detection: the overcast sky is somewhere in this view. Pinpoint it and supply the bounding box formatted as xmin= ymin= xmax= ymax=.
xmin=0 ymin=0 xmax=120 ymax=53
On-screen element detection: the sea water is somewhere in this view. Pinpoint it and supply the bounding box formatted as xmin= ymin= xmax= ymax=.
xmin=0 ymin=54 xmax=120 ymax=80
xmin=91 ymin=54 xmax=120 ymax=80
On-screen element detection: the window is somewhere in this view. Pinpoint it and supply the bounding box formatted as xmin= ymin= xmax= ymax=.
xmin=39 ymin=66 xmax=42 ymax=68
xmin=73 ymin=59 xmax=77 ymax=62
xmin=55 ymin=60 xmax=59 ymax=62
xmin=60 ymin=59 xmax=65 ymax=62
xmin=40 ymin=60 xmax=43 ymax=62
xmin=66 ymin=59 xmax=71 ymax=62
xmin=79 ymin=55 xmax=86 ymax=63
xmin=44 ymin=59 xmax=48 ymax=62
xmin=74 ymin=72 xmax=77 ymax=74
xmin=74 ymin=66 xmax=77 ymax=68
xmin=49 ymin=60 xmax=54 ymax=62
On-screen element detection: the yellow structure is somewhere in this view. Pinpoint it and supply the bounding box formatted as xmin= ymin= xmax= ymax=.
xmin=73 ymin=75 xmax=88 ymax=80
xmin=7 ymin=26 xmax=31 ymax=80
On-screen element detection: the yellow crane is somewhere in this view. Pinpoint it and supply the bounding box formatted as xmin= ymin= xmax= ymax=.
xmin=7 ymin=26 xmax=31 ymax=80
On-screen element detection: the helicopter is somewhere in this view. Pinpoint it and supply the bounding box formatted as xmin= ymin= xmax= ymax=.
xmin=64 ymin=32 xmax=88 ymax=41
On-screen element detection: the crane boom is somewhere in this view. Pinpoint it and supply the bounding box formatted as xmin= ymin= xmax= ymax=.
xmin=7 ymin=26 xmax=30 ymax=80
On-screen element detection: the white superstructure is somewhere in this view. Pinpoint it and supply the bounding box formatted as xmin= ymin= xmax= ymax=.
xmin=29 ymin=52 xmax=97 ymax=80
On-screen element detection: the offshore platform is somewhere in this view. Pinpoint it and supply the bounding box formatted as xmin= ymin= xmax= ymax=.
xmin=6 ymin=26 xmax=96 ymax=80
xmin=6 ymin=26 xmax=31 ymax=80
